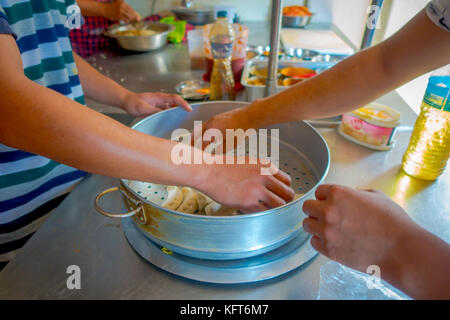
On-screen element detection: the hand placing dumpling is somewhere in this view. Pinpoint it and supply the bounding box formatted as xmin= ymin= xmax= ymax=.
xmin=204 ymin=202 xmax=238 ymax=216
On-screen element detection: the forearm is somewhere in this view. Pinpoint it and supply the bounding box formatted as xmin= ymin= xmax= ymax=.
xmin=245 ymin=46 xmax=391 ymax=127
xmin=241 ymin=9 xmax=450 ymax=128
xmin=383 ymin=226 xmax=450 ymax=300
xmin=0 ymin=76 xmax=205 ymax=189
xmin=76 ymin=0 xmax=108 ymax=17
xmin=73 ymin=52 xmax=131 ymax=110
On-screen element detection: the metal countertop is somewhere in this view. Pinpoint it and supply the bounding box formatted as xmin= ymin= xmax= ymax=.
xmin=0 ymin=22 xmax=448 ymax=300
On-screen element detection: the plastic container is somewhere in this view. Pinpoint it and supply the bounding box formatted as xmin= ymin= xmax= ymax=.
xmin=338 ymin=103 xmax=401 ymax=151
xmin=401 ymin=65 xmax=450 ymax=180
xmin=203 ymin=22 xmax=248 ymax=89
xmin=208 ymin=11 xmax=236 ymax=101
xmin=187 ymin=29 xmax=205 ymax=70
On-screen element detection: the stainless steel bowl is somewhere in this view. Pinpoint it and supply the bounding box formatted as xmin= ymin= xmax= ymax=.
xmin=282 ymin=14 xmax=314 ymax=28
xmin=172 ymin=7 xmax=215 ymax=26
xmin=106 ymin=22 xmax=175 ymax=52
xmin=94 ymin=102 xmax=330 ymax=260
xmin=285 ymin=48 xmax=320 ymax=60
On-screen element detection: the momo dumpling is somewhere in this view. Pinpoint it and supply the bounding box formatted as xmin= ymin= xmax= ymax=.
xmin=196 ymin=191 xmax=213 ymax=212
xmin=161 ymin=186 xmax=184 ymax=210
xmin=204 ymin=201 xmax=237 ymax=216
xmin=176 ymin=187 xmax=198 ymax=214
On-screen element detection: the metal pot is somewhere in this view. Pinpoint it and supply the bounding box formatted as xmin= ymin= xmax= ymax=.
xmin=106 ymin=22 xmax=175 ymax=52
xmin=94 ymin=102 xmax=330 ymax=260
xmin=282 ymin=14 xmax=314 ymax=28
xmin=171 ymin=7 xmax=215 ymax=26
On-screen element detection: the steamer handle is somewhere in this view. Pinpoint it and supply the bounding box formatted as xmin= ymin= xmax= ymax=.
xmin=94 ymin=187 xmax=147 ymax=224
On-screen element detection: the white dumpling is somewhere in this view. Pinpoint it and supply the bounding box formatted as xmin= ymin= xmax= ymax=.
xmin=204 ymin=201 xmax=237 ymax=216
xmin=176 ymin=187 xmax=198 ymax=214
xmin=196 ymin=191 xmax=213 ymax=212
xmin=161 ymin=186 xmax=184 ymax=210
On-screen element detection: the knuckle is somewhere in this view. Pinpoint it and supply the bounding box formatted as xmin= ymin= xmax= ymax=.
xmin=322 ymin=205 xmax=337 ymax=221
xmin=323 ymin=225 xmax=334 ymax=240
xmin=328 ymin=185 xmax=350 ymax=200
xmin=329 ymin=185 xmax=342 ymax=196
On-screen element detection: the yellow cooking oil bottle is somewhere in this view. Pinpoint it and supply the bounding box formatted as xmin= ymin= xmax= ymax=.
xmin=401 ymin=64 xmax=450 ymax=180
xmin=209 ymin=11 xmax=236 ymax=101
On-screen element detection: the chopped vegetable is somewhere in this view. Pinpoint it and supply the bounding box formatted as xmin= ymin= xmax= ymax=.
xmin=282 ymin=5 xmax=312 ymax=17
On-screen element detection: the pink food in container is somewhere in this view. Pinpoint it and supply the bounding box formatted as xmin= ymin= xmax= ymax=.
xmin=338 ymin=103 xmax=401 ymax=151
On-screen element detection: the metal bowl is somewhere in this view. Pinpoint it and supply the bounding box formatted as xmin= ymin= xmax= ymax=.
xmin=282 ymin=14 xmax=314 ymax=28
xmin=94 ymin=102 xmax=330 ymax=260
xmin=106 ymin=22 xmax=175 ymax=52
xmin=285 ymin=48 xmax=320 ymax=61
xmin=172 ymin=7 xmax=215 ymax=26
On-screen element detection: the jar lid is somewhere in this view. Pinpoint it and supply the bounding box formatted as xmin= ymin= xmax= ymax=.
xmin=217 ymin=11 xmax=228 ymax=18
xmin=349 ymin=103 xmax=401 ymax=128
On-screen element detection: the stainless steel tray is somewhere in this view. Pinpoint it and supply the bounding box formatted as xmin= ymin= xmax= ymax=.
xmin=241 ymin=58 xmax=336 ymax=101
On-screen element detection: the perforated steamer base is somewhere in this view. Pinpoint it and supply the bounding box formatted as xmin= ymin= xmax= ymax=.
xmin=126 ymin=134 xmax=317 ymax=211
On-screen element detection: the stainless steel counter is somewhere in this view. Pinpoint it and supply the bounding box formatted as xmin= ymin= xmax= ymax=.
xmin=0 ymin=23 xmax=448 ymax=300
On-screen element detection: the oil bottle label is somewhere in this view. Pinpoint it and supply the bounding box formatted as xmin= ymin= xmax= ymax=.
xmin=211 ymin=42 xmax=233 ymax=59
xmin=423 ymin=76 xmax=450 ymax=112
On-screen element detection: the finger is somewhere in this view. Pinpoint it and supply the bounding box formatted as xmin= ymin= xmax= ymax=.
xmin=310 ymin=235 xmax=327 ymax=255
xmin=260 ymin=188 xmax=287 ymax=209
xmin=123 ymin=5 xmax=139 ymax=22
xmin=315 ymin=184 xmax=335 ymax=200
xmin=302 ymin=199 xmax=327 ymax=220
xmin=302 ymin=217 xmax=325 ymax=237
xmin=265 ymin=175 xmax=294 ymax=202
xmin=272 ymin=167 xmax=292 ymax=186
xmin=170 ymin=94 xmax=192 ymax=112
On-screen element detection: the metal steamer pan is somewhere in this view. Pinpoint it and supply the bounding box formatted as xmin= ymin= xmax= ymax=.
xmin=95 ymin=102 xmax=330 ymax=260
xmin=106 ymin=22 xmax=175 ymax=52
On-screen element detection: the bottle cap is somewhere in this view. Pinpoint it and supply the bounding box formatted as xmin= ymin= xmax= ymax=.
xmin=217 ymin=11 xmax=228 ymax=18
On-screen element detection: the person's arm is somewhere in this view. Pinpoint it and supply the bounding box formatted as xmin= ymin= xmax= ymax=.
xmin=302 ymin=185 xmax=450 ymax=300
xmin=76 ymin=0 xmax=139 ymax=22
xmin=204 ymin=9 xmax=450 ymax=131
xmin=73 ymin=52 xmax=191 ymax=116
xmin=0 ymin=34 xmax=294 ymax=212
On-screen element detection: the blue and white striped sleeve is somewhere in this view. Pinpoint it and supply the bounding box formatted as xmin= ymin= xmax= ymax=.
xmin=0 ymin=6 xmax=17 ymax=38
xmin=426 ymin=0 xmax=450 ymax=32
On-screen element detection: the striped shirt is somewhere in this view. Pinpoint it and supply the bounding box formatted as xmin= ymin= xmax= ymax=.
xmin=0 ymin=0 xmax=88 ymax=266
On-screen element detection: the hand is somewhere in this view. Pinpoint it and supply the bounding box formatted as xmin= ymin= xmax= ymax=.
xmin=198 ymin=105 xmax=254 ymax=150
xmin=197 ymin=157 xmax=295 ymax=213
xmin=302 ymin=185 xmax=419 ymax=273
xmin=121 ymin=92 xmax=192 ymax=117
xmin=102 ymin=0 xmax=140 ymax=22
xmin=202 ymin=104 xmax=254 ymax=134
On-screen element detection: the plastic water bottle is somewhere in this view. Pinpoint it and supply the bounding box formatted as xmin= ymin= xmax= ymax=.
xmin=401 ymin=65 xmax=450 ymax=180
xmin=209 ymin=11 xmax=236 ymax=101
